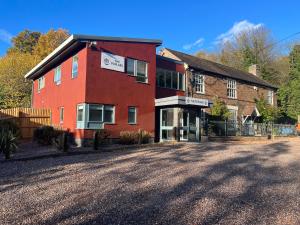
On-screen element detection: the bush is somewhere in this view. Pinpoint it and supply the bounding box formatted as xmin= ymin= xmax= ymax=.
xmin=53 ymin=131 xmax=69 ymax=152
xmin=33 ymin=126 xmax=55 ymax=145
xmin=119 ymin=131 xmax=138 ymax=145
xmin=0 ymin=120 xmax=20 ymax=137
xmin=0 ymin=130 xmax=18 ymax=159
xmin=93 ymin=129 xmax=110 ymax=150
xmin=140 ymin=130 xmax=152 ymax=144
xmin=119 ymin=130 xmax=152 ymax=145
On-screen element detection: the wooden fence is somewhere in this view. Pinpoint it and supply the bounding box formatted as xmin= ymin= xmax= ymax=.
xmin=0 ymin=108 xmax=51 ymax=139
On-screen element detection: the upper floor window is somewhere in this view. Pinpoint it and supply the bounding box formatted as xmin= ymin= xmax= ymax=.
xmin=227 ymin=79 xmax=237 ymax=99
xmin=194 ymin=73 xmax=205 ymax=94
xmin=38 ymin=76 xmax=45 ymax=92
xmin=267 ymin=90 xmax=274 ymax=105
xmin=54 ymin=65 xmax=61 ymax=85
xmin=126 ymin=58 xmax=148 ymax=83
xmin=156 ymin=68 xmax=185 ymax=91
xmin=72 ymin=55 xmax=78 ymax=78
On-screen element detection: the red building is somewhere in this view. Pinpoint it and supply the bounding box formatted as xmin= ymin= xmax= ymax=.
xmin=25 ymin=34 xmax=277 ymax=144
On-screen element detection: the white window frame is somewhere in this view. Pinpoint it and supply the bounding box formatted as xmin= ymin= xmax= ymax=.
xmin=128 ymin=106 xmax=137 ymax=124
xmin=267 ymin=90 xmax=274 ymax=105
xmin=126 ymin=58 xmax=148 ymax=83
xmin=227 ymin=79 xmax=237 ymax=99
xmin=59 ymin=107 xmax=64 ymax=124
xmin=38 ymin=76 xmax=45 ymax=92
xmin=194 ymin=73 xmax=205 ymax=94
xmin=54 ymin=65 xmax=61 ymax=85
xmin=227 ymin=105 xmax=238 ymax=122
xmin=72 ymin=55 xmax=78 ymax=78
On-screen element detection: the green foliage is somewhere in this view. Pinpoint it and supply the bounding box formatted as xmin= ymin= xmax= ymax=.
xmin=33 ymin=29 xmax=70 ymax=60
xmin=0 ymin=120 xmax=20 ymax=137
xmin=211 ymin=97 xmax=231 ymax=121
xmin=255 ymin=96 xmax=278 ymax=122
xmin=0 ymin=28 xmax=69 ymax=108
xmin=0 ymin=130 xmax=18 ymax=159
xmin=0 ymin=51 xmax=37 ymax=108
xmin=33 ymin=126 xmax=56 ymax=145
xmin=278 ymin=45 xmax=300 ymax=120
xmin=8 ymin=30 xmax=41 ymax=54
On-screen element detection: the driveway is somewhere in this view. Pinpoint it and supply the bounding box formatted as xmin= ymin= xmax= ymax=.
xmin=1 ymin=139 xmax=300 ymax=225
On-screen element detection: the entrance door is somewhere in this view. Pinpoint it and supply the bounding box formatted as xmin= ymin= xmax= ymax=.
xmin=179 ymin=109 xmax=200 ymax=142
xmin=180 ymin=111 xmax=188 ymax=141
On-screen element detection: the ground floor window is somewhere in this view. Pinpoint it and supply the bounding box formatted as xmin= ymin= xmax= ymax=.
xmin=161 ymin=108 xmax=174 ymax=140
xmin=76 ymin=103 xmax=115 ymax=129
xmin=128 ymin=107 xmax=137 ymax=124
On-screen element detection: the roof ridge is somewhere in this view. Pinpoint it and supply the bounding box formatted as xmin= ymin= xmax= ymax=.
xmin=165 ymin=48 xmax=277 ymax=89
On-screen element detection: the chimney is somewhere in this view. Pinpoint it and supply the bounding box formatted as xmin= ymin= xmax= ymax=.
xmin=248 ymin=64 xmax=258 ymax=76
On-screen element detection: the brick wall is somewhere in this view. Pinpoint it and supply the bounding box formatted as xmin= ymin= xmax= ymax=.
xmin=185 ymin=70 xmax=277 ymax=119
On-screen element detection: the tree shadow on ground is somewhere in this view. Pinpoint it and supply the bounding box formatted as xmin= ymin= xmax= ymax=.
xmin=1 ymin=140 xmax=300 ymax=225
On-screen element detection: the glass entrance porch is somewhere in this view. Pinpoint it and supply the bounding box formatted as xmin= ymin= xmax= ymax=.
xmin=160 ymin=107 xmax=201 ymax=142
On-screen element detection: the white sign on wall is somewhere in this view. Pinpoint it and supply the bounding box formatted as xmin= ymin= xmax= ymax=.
xmin=185 ymin=97 xmax=209 ymax=107
xmin=101 ymin=52 xmax=125 ymax=72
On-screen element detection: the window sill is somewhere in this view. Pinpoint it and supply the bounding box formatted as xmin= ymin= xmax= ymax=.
xmin=196 ymin=91 xmax=205 ymax=95
xmin=227 ymin=97 xmax=237 ymax=99
xmin=128 ymin=123 xmax=137 ymax=125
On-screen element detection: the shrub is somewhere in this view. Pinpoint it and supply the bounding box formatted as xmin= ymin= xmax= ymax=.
xmin=0 ymin=130 xmax=18 ymax=159
xmin=140 ymin=130 xmax=152 ymax=144
xmin=0 ymin=120 xmax=20 ymax=137
xmin=119 ymin=130 xmax=152 ymax=145
xmin=119 ymin=131 xmax=139 ymax=145
xmin=33 ymin=126 xmax=55 ymax=145
xmin=53 ymin=131 xmax=69 ymax=152
xmin=93 ymin=129 xmax=110 ymax=150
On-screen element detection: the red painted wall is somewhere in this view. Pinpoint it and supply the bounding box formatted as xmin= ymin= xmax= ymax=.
xmin=156 ymin=57 xmax=185 ymax=99
xmin=32 ymin=46 xmax=88 ymax=139
xmin=84 ymin=41 xmax=157 ymax=138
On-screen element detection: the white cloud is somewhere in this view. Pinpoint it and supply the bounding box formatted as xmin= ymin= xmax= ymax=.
xmin=215 ymin=20 xmax=263 ymax=44
xmin=183 ymin=38 xmax=204 ymax=50
xmin=0 ymin=29 xmax=13 ymax=44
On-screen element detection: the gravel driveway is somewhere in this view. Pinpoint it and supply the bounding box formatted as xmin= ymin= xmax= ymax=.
xmin=1 ymin=139 xmax=300 ymax=225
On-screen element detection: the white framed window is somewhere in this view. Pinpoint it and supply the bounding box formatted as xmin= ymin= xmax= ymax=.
xmin=194 ymin=73 xmax=205 ymax=94
xmin=126 ymin=58 xmax=148 ymax=83
xmin=72 ymin=55 xmax=78 ymax=78
xmin=88 ymin=104 xmax=115 ymax=124
xmin=267 ymin=90 xmax=274 ymax=105
xmin=227 ymin=79 xmax=237 ymax=99
xmin=128 ymin=107 xmax=137 ymax=124
xmin=54 ymin=65 xmax=61 ymax=85
xmin=156 ymin=68 xmax=185 ymax=91
xmin=59 ymin=107 xmax=64 ymax=124
xmin=38 ymin=76 xmax=45 ymax=92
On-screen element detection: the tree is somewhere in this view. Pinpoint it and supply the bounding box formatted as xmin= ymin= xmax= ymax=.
xmin=211 ymin=97 xmax=231 ymax=120
xmin=7 ymin=30 xmax=41 ymax=54
xmin=278 ymin=45 xmax=300 ymax=120
xmin=0 ymin=52 xmax=38 ymax=108
xmin=33 ymin=29 xmax=70 ymax=60
xmin=255 ymin=96 xmax=278 ymax=123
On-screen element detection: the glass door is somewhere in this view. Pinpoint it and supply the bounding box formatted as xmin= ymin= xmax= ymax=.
xmin=180 ymin=111 xmax=189 ymax=141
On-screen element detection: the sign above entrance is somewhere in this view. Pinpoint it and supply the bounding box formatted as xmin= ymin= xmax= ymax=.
xmin=185 ymin=97 xmax=208 ymax=107
xmin=101 ymin=52 xmax=125 ymax=72
xmin=155 ymin=96 xmax=210 ymax=107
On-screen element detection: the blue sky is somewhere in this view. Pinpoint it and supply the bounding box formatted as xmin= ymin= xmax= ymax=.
xmin=1 ymin=0 xmax=300 ymax=56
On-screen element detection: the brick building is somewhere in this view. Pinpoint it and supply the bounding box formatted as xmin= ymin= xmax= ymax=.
xmin=25 ymin=34 xmax=277 ymax=144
